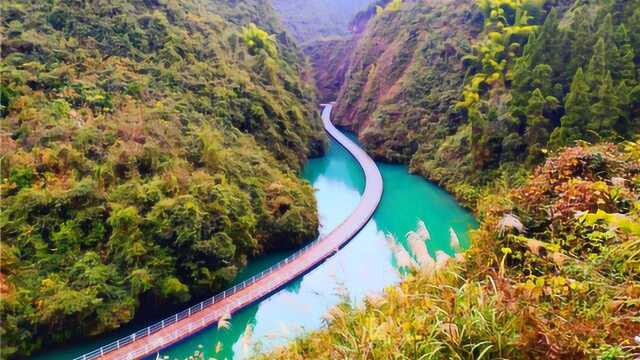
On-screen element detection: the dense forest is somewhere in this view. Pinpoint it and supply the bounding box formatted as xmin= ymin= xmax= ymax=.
xmin=316 ymin=0 xmax=640 ymax=203
xmin=0 ymin=0 xmax=325 ymax=357
xmin=266 ymin=0 xmax=640 ymax=358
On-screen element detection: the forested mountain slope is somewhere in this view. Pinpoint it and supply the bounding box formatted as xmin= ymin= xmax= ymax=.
xmin=329 ymin=0 xmax=640 ymax=204
xmin=271 ymin=0 xmax=380 ymax=103
xmin=301 ymin=1 xmax=386 ymax=103
xmin=303 ymin=38 xmax=357 ymax=103
xmin=0 ymin=0 xmax=325 ymax=357
xmin=333 ymin=0 xmax=483 ymax=165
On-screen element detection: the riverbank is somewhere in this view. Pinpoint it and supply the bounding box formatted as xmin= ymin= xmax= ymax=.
xmin=155 ymin=115 xmax=476 ymax=359
xmin=33 ymin=108 xmax=476 ymax=360
xmin=263 ymin=142 xmax=640 ymax=359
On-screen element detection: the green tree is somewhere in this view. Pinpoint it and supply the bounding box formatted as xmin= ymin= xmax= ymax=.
xmin=531 ymin=64 xmax=554 ymax=97
xmin=586 ymin=38 xmax=608 ymax=88
xmin=107 ymin=206 xmax=147 ymax=268
xmin=509 ymin=36 xmax=535 ymax=109
xmin=527 ymin=8 xmax=563 ymax=71
xmin=590 ymin=72 xmax=624 ymax=140
xmin=241 ymin=23 xmax=278 ymax=57
xmin=525 ymin=89 xmax=550 ymax=144
xmin=615 ymin=24 xmax=637 ymax=82
xmin=628 ymin=8 xmax=640 ymax=56
xmin=160 ymin=276 xmax=191 ymax=303
xmin=525 ymin=88 xmax=551 ymax=164
xmin=596 ymin=14 xmax=624 ymax=81
xmin=596 ymin=13 xmax=615 ymax=46
xmin=550 ymin=68 xmax=591 ymax=147
xmin=568 ymin=7 xmax=594 ymax=77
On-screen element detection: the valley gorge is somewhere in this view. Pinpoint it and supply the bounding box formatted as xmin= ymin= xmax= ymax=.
xmin=2 ymin=0 xmax=640 ymax=359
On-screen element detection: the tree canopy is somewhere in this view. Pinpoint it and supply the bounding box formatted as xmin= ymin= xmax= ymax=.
xmin=0 ymin=0 xmax=325 ymax=357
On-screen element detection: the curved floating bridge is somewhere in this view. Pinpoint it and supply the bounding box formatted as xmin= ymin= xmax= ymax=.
xmin=77 ymin=104 xmax=383 ymax=360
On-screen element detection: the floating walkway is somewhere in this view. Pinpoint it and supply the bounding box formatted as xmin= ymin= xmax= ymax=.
xmin=76 ymin=104 xmax=383 ymax=360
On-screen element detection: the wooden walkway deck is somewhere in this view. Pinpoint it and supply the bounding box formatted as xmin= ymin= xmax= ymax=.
xmin=87 ymin=104 xmax=383 ymax=359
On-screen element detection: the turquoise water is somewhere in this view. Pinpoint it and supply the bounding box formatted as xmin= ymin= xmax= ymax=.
xmin=31 ymin=134 xmax=476 ymax=360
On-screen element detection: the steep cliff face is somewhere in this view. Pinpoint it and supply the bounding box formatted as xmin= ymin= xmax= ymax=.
xmin=300 ymin=1 xmax=384 ymax=104
xmin=332 ymin=0 xmax=483 ymax=164
xmin=304 ymin=38 xmax=357 ymax=103
xmin=271 ymin=0 xmax=380 ymax=103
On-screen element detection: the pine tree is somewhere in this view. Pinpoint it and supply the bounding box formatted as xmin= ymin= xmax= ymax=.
xmin=568 ymin=7 xmax=594 ymax=78
xmin=596 ymin=13 xmax=615 ymax=46
xmin=528 ymin=8 xmax=563 ymax=71
xmin=617 ymin=80 xmax=633 ymax=134
xmin=586 ymin=38 xmax=608 ymax=89
xmin=590 ymin=72 xmax=623 ymax=140
xmin=550 ymin=68 xmax=591 ymax=147
xmin=629 ymin=8 xmax=640 ymax=56
xmin=615 ymin=24 xmax=637 ymax=82
xmin=630 ymin=84 xmax=640 ymax=129
xmin=619 ymin=49 xmax=637 ymax=82
xmin=531 ymin=64 xmax=553 ymax=96
xmin=525 ymin=88 xmax=550 ymax=147
xmin=509 ymin=13 xmax=561 ymax=118
xmin=509 ymin=34 xmax=535 ymax=110
xmin=596 ymin=13 xmax=623 ymax=80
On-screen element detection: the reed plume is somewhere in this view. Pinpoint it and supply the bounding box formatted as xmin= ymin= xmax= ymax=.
xmin=241 ymin=324 xmax=254 ymax=354
xmin=217 ymin=311 xmax=231 ymax=330
xmin=407 ymin=232 xmax=435 ymax=271
xmin=386 ymin=233 xmax=418 ymax=270
xmin=449 ymin=227 xmax=461 ymax=252
xmin=435 ymin=251 xmax=452 ymax=270
xmin=498 ymin=213 xmax=525 ymax=235
xmin=416 ymin=220 xmax=431 ymax=241
xmin=407 ymin=221 xmax=436 ymax=272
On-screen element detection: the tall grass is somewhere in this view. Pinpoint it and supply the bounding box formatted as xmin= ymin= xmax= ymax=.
xmin=261 ymin=268 xmax=522 ymax=360
xmin=261 ymin=221 xmax=523 ymax=360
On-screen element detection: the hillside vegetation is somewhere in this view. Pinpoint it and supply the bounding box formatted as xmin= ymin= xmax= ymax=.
xmin=261 ymin=0 xmax=640 ymax=358
xmin=303 ymin=37 xmax=357 ymax=104
xmin=0 ymin=0 xmax=325 ymax=357
xmin=265 ymin=140 xmax=640 ymax=359
xmin=334 ymin=1 xmax=482 ymax=162
xmin=329 ymin=0 xmax=640 ymax=204
xmin=272 ymin=0 xmax=381 ymax=103
xmin=301 ymin=0 xmax=388 ymax=103
xmin=332 ymin=0 xmax=483 ymax=167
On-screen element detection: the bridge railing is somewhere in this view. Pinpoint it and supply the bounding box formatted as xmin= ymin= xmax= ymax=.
xmin=73 ymin=236 xmax=324 ymax=360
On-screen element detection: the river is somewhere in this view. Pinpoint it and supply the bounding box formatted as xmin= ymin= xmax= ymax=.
xmin=32 ymin=132 xmax=476 ymax=360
